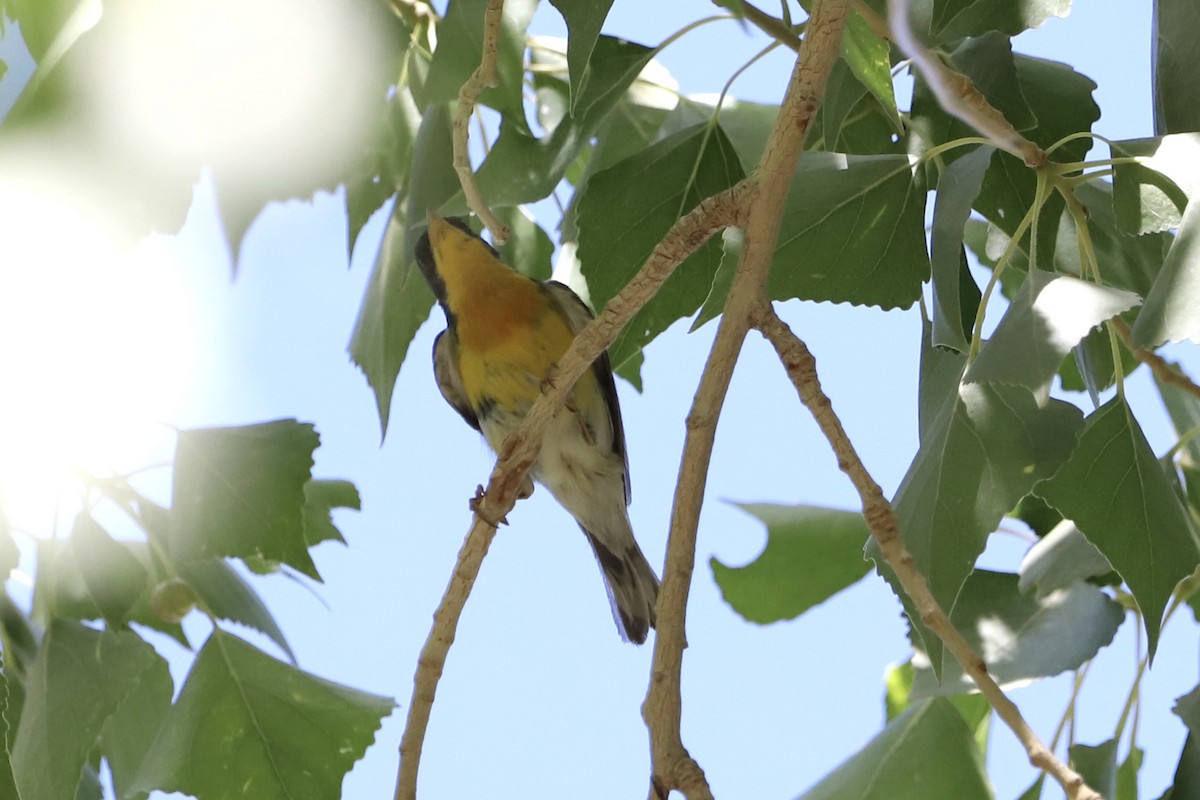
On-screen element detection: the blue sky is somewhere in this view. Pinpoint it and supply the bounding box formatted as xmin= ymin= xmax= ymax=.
xmin=3 ymin=1 xmax=1198 ymax=799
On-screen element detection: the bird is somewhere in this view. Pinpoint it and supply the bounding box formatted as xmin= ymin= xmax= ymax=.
xmin=415 ymin=210 xmax=660 ymax=644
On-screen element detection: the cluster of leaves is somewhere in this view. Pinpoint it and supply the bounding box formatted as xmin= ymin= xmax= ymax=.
xmin=0 ymin=420 xmax=382 ymax=799
xmin=4 ymin=0 xmax=1200 ymax=798
xmin=0 ymin=420 xmax=383 ymax=799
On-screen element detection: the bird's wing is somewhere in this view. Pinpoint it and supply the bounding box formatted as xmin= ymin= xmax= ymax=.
xmin=432 ymin=329 xmax=480 ymax=431
xmin=543 ymin=281 xmax=631 ymax=504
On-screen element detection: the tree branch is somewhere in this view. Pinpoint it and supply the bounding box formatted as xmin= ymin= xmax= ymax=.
xmin=452 ymin=0 xmax=509 ymax=243
xmin=1113 ymin=317 xmax=1200 ymax=401
xmin=643 ymin=2 xmax=849 ymax=798
xmin=886 ymin=0 xmax=1046 ymax=167
xmin=752 ymin=307 xmax=1101 ymax=800
xmin=392 ymin=185 xmax=747 ymax=800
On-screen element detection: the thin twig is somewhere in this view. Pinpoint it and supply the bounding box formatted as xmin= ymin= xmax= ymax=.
xmin=1113 ymin=318 xmax=1200 ymax=401
xmin=740 ymin=0 xmax=802 ymax=52
xmin=392 ymin=185 xmax=747 ymax=800
xmin=752 ymin=308 xmax=1101 ymax=800
xmin=643 ymin=1 xmax=849 ymax=798
xmin=886 ymin=0 xmax=1046 ymax=167
xmin=452 ymin=0 xmax=509 ymax=243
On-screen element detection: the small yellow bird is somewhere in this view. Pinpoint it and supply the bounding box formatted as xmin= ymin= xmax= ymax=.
xmin=416 ymin=211 xmax=660 ymax=644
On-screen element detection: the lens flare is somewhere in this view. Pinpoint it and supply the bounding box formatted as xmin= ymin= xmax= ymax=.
xmin=0 ymin=164 xmax=192 ymax=536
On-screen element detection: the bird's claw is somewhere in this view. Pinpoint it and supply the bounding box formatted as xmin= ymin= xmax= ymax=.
xmin=469 ymin=485 xmax=510 ymax=526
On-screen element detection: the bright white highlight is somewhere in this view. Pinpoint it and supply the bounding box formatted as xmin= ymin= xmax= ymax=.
xmin=0 ymin=165 xmax=192 ymax=537
xmin=91 ymin=0 xmax=384 ymax=189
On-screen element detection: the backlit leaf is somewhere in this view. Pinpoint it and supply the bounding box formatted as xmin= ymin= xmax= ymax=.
xmin=130 ymin=631 xmax=394 ymax=799
xmin=11 ymin=622 xmax=167 ymax=800
xmin=349 ymin=104 xmax=460 ymax=436
xmin=170 ymin=420 xmax=321 ymax=579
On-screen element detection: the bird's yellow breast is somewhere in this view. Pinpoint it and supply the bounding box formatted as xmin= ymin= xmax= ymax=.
xmin=426 ymin=214 xmax=599 ymax=419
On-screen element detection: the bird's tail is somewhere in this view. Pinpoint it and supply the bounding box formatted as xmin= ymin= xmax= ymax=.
xmin=583 ymin=529 xmax=660 ymax=645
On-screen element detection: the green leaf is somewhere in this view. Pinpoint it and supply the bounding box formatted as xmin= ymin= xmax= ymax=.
xmin=769 ymin=153 xmax=929 ymax=310
xmin=1036 ymin=398 xmax=1200 ymax=659
xmin=948 ymin=33 xmax=1037 ymax=133
xmin=795 ymin=698 xmax=990 ymax=800
xmin=660 ymin=96 xmax=781 ymax=174
xmin=1070 ymin=739 xmax=1119 ymax=800
xmin=931 ymin=145 xmax=993 ymax=351
xmin=1175 ymin=682 xmax=1200 ymax=740
xmin=1016 ymin=776 xmax=1046 ymax=800
xmin=965 ymin=271 xmax=1140 ymax=392
xmin=1111 ymin=134 xmax=1200 ymax=235
xmin=171 ymin=420 xmax=321 ymax=579
xmin=130 ymin=631 xmax=394 ymax=799
xmin=1153 ymin=0 xmax=1200 ymax=134
xmin=872 ymin=367 xmax=1083 ymax=673
xmin=1118 ymin=747 xmax=1144 ymax=800
xmin=560 ymin=92 xmax=676 ymax=240
xmin=884 ymin=662 xmax=991 ymax=751
xmin=179 ymin=559 xmax=295 ymax=663
xmin=70 ymin=514 xmax=149 ymax=627
xmin=302 ymin=480 xmax=361 ymax=548
xmin=910 ymin=571 xmax=1123 ymax=696
xmin=1058 ymin=321 xmax=1141 ymax=404
xmin=349 ymin=103 xmax=460 ymax=437
xmin=840 ymin=12 xmax=901 ymax=132
xmin=98 ymin=639 xmax=173 ymax=800
xmin=345 ymin=89 xmax=422 ymax=258
xmin=494 ymin=206 xmax=554 ymax=281
xmin=711 ymin=504 xmax=870 ymax=623
xmin=0 ymin=510 xmax=17 ymax=582
xmin=914 ymin=52 xmax=1098 ymax=268
xmin=475 ymin=37 xmax=659 ymax=209
xmin=576 ymin=123 xmax=745 ymax=382
xmin=1018 ymin=520 xmax=1114 ymax=597
xmin=929 ymin=0 xmax=1070 ymax=39
xmin=691 ymin=227 xmax=742 ymax=331
xmin=420 ymin=0 xmax=536 ymax=123
xmin=1130 ymin=195 xmax=1200 ymax=347
xmin=1153 ymin=367 xmax=1200 ymax=467
xmin=811 ymin=60 xmax=869 ymax=153
xmin=11 ymin=622 xmax=166 ymax=800
xmin=0 ymin=675 xmax=14 ymax=800
xmin=885 ymin=661 xmax=915 ymax=720
xmin=548 ymin=0 xmax=615 ymax=113
xmin=963 ymin=182 xmax=1172 ymax=311
xmin=1161 ymin=734 xmax=1200 ymax=800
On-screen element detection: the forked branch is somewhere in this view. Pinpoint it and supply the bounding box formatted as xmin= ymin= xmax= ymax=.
xmin=643 ymin=1 xmax=849 ymax=798
xmin=392 ymin=186 xmax=747 ymax=800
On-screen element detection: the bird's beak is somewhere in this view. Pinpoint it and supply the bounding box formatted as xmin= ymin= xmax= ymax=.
xmin=427 ymin=208 xmax=442 ymax=225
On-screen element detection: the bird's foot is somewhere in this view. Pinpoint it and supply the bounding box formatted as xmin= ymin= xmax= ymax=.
xmin=469 ymin=485 xmax=509 ymax=527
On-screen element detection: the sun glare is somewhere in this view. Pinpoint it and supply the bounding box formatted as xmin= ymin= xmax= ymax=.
xmin=0 ymin=168 xmax=192 ymax=538
xmin=90 ymin=0 xmax=384 ymax=192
